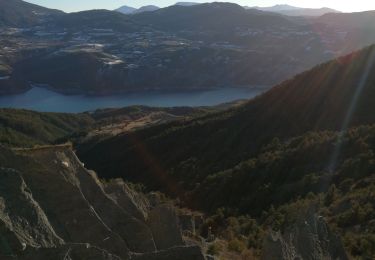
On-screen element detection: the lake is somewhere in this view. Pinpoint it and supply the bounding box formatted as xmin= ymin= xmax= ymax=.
xmin=0 ymin=87 xmax=267 ymax=113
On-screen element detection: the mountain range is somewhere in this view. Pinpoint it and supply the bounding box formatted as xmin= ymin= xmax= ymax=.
xmin=249 ymin=4 xmax=340 ymax=16
xmin=0 ymin=1 xmax=375 ymax=95
xmin=116 ymin=5 xmax=160 ymax=15
xmin=116 ymin=5 xmax=137 ymax=15
xmin=115 ymin=2 xmax=202 ymax=15
xmin=116 ymin=3 xmax=339 ymax=17
xmin=1 ymin=1 xmax=375 ymax=95
xmin=116 ymin=2 xmax=201 ymax=15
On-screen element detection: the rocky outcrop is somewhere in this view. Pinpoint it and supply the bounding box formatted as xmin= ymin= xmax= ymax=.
xmin=0 ymin=145 xmax=205 ymax=260
xmin=147 ymin=204 xmax=185 ymax=250
xmin=179 ymin=213 xmax=204 ymax=236
xmin=261 ymin=213 xmax=349 ymax=260
xmin=104 ymin=180 xmax=187 ymax=251
xmin=103 ymin=179 xmax=150 ymax=222
xmin=0 ymin=168 xmax=64 ymax=255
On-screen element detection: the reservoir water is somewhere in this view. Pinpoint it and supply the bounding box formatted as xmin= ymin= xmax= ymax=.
xmin=0 ymin=87 xmax=267 ymax=113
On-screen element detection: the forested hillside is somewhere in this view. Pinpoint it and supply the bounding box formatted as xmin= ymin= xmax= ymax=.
xmin=77 ymin=45 xmax=375 ymax=259
xmin=78 ymin=45 xmax=375 ymax=189
xmin=0 ymin=106 xmax=211 ymax=147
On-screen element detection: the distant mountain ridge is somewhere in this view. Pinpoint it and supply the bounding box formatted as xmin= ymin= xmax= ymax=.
xmin=116 ymin=5 xmax=136 ymax=14
xmin=248 ymin=4 xmax=340 ymax=16
xmin=116 ymin=2 xmax=200 ymax=14
xmin=116 ymin=4 xmax=160 ymax=15
xmin=130 ymin=2 xmax=296 ymax=32
xmin=251 ymin=4 xmax=301 ymax=11
xmin=133 ymin=5 xmax=160 ymax=14
xmin=175 ymin=2 xmax=201 ymax=6
xmin=116 ymin=2 xmax=340 ymax=17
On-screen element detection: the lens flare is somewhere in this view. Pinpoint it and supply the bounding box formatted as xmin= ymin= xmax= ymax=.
xmin=327 ymin=48 xmax=375 ymax=174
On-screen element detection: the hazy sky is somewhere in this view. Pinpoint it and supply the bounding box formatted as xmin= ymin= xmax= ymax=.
xmin=25 ymin=0 xmax=375 ymax=13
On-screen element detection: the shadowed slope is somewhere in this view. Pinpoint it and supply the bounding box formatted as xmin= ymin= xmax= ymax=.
xmin=78 ymin=45 xmax=375 ymax=194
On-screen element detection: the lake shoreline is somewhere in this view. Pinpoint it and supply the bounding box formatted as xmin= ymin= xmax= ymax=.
xmin=0 ymin=84 xmax=271 ymax=97
xmin=0 ymin=86 xmax=269 ymax=113
xmin=28 ymin=84 xmax=271 ymax=97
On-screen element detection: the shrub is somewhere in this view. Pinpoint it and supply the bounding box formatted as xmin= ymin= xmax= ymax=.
xmin=227 ymin=238 xmax=246 ymax=253
xmin=207 ymin=242 xmax=222 ymax=255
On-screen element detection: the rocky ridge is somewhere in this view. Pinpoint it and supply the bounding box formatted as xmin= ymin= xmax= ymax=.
xmin=261 ymin=211 xmax=349 ymax=260
xmin=0 ymin=144 xmax=205 ymax=259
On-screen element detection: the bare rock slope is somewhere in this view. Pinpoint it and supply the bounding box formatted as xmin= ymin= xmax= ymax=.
xmin=0 ymin=145 xmax=205 ymax=260
xmin=261 ymin=212 xmax=348 ymax=260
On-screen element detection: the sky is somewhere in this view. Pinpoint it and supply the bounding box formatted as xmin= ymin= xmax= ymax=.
xmin=25 ymin=0 xmax=375 ymax=13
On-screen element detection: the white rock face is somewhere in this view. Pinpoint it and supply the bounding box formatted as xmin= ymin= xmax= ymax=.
xmin=0 ymin=146 xmax=205 ymax=260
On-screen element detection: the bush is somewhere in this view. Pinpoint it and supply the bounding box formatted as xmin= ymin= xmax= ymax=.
xmin=227 ymin=238 xmax=247 ymax=253
xmin=207 ymin=242 xmax=222 ymax=255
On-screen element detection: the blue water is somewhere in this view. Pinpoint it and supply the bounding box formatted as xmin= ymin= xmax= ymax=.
xmin=0 ymin=87 xmax=266 ymax=113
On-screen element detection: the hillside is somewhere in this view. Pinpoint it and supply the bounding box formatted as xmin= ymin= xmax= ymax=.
xmin=131 ymin=3 xmax=295 ymax=32
xmin=2 ymin=2 xmax=375 ymax=94
xmin=175 ymin=2 xmax=200 ymax=7
xmin=0 ymin=0 xmax=62 ymax=27
xmin=134 ymin=5 xmax=160 ymax=14
xmin=0 ymin=106 xmax=212 ymax=147
xmin=12 ymin=49 xmax=132 ymax=94
xmin=116 ymin=5 xmax=159 ymax=15
xmin=75 ymin=45 xmax=375 ymax=259
xmin=0 ymin=141 xmax=355 ymax=259
xmin=2 ymin=44 xmax=375 ymax=259
xmin=251 ymin=5 xmax=339 ymax=17
xmin=277 ymin=7 xmax=338 ymax=17
xmin=0 ymin=145 xmax=205 ymax=259
xmin=2 ymin=2 xmax=375 ymax=259
xmin=318 ymin=10 xmax=375 ymax=29
xmin=0 ymin=109 xmax=93 ymax=147
xmin=50 ymin=10 xmax=142 ymax=33
xmin=189 ymin=125 xmax=374 ymax=259
xmin=116 ymin=5 xmax=137 ymax=14
xmin=251 ymin=4 xmax=301 ymax=12
xmin=78 ymin=44 xmax=375 ymax=188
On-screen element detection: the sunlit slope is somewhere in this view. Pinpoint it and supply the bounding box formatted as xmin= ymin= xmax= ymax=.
xmin=0 ymin=109 xmax=93 ymax=147
xmin=0 ymin=106 xmax=210 ymax=147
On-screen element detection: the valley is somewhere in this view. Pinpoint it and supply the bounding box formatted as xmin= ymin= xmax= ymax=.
xmin=1 ymin=1 xmax=375 ymax=259
xmin=1 ymin=43 xmax=375 ymax=259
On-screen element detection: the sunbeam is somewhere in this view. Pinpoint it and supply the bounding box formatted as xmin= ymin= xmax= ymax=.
xmin=327 ymin=48 xmax=375 ymax=174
